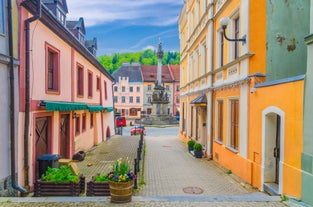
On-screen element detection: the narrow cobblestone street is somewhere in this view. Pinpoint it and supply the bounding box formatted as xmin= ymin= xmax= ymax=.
xmin=0 ymin=127 xmax=288 ymax=206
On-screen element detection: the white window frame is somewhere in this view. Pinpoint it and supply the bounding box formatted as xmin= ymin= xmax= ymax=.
xmin=216 ymin=28 xmax=224 ymax=68
xmin=214 ymin=98 xmax=224 ymax=143
xmin=0 ymin=0 xmax=5 ymax=35
xmin=227 ymin=97 xmax=239 ymax=151
xmin=228 ymin=9 xmax=240 ymax=61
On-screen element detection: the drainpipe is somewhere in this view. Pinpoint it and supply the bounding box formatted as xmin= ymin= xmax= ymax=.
xmin=209 ymin=0 xmax=214 ymax=160
xmin=8 ymin=0 xmax=27 ymax=194
xmin=24 ymin=0 xmax=41 ymax=189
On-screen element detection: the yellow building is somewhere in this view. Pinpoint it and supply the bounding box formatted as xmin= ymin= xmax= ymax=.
xmin=179 ymin=0 xmax=308 ymax=199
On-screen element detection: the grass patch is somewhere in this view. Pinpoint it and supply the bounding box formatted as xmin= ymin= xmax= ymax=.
xmin=281 ymin=194 xmax=289 ymax=201
xmin=226 ymin=169 xmax=232 ymax=174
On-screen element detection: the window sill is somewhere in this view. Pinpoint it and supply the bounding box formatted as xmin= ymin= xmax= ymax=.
xmin=46 ymin=90 xmax=60 ymax=95
xmin=214 ymin=139 xmax=223 ymax=145
xmin=225 ymin=146 xmax=239 ymax=154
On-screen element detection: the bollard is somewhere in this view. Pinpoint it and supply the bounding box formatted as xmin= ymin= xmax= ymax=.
xmin=134 ymin=158 xmax=137 ymax=174
xmin=134 ymin=177 xmax=138 ymax=189
xmin=137 ymin=147 xmax=141 ymax=160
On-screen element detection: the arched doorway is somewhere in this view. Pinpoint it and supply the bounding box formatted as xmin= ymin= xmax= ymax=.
xmin=106 ymin=126 xmax=111 ymax=141
xmin=262 ymin=107 xmax=285 ymax=195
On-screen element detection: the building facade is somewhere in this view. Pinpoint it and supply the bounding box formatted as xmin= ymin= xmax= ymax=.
xmin=302 ymin=1 xmax=313 ymax=204
xmin=18 ymin=0 xmax=114 ymax=191
xmin=0 ymin=0 xmax=20 ymax=196
xmin=179 ymin=0 xmax=309 ymax=200
xmin=112 ymin=63 xmax=143 ymax=118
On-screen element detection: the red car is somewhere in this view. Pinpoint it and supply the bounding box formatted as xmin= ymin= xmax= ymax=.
xmin=115 ymin=116 xmax=126 ymax=127
xmin=130 ymin=126 xmax=146 ymax=136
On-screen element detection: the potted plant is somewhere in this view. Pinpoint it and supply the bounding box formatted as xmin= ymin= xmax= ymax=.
xmin=193 ymin=143 xmax=203 ymax=158
xmin=187 ymin=139 xmax=195 ymax=151
xmin=87 ymin=173 xmax=110 ymax=196
xmin=34 ymin=165 xmax=85 ymax=196
xmin=108 ymin=158 xmax=136 ymax=203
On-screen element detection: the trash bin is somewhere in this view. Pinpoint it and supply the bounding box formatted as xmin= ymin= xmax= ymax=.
xmin=37 ymin=154 xmax=61 ymax=178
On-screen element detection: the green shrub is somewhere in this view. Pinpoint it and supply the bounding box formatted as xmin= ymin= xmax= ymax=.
xmin=41 ymin=165 xmax=79 ymax=183
xmin=94 ymin=174 xmax=109 ymax=182
xmin=193 ymin=143 xmax=202 ymax=152
xmin=187 ymin=140 xmax=196 ymax=147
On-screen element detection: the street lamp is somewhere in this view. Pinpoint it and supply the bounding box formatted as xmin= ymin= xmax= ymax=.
xmin=220 ymin=17 xmax=246 ymax=45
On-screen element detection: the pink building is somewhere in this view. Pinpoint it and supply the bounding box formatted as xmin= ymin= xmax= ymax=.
xmin=18 ymin=0 xmax=114 ymax=190
xmin=168 ymin=65 xmax=180 ymax=116
xmin=112 ymin=63 xmax=143 ymax=118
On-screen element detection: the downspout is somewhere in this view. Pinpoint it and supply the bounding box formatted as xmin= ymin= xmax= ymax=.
xmin=209 ymin=1 xmax=214 ymax=160
xmin=24 ymin=0 xmax=41 ymax=189
xmin=8 ymin=0 xmax=27 ymax=193
xmin=112 ymin=81 xmax=116 ymax=134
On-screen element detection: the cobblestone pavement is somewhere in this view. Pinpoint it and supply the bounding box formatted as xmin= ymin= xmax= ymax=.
xmin=76 ymin=135 xmax=140 ymax=182
xmin=0 ymin=128 xmax=289 ymax=206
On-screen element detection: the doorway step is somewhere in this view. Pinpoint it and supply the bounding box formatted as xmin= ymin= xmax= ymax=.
xmin=263 ymin=183 xmax=279 ymax=196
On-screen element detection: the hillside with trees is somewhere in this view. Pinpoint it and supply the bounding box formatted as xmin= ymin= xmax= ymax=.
xmin=98 ymin=49 xmax=180 ymax=74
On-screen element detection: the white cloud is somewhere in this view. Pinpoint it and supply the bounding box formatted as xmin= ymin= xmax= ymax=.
xmin=142 ymin=45 xmax=156 ymax=51
xmin=66 ymin=0 xmax=183 ymax=27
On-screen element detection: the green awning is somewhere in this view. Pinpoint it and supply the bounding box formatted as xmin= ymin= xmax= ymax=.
xmin=88 ymin=105 xmax=104 ymax=112
xmin=41 ymin=101 xmax=88 ymax=111
xmin=104 ymin=107 xmax=114 ymax=112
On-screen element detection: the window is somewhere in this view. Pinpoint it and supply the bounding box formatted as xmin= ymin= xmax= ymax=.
xmin=104 ymin=81 xmax=107 ymax=100
xmin=136 ymin=87 xmax=140 ymax=92
xmin=217 ymin=100 xmax=223 ymax=142
xmin=129 ymin=96 xmax=133 ymax=103
xmin=96 ymin=77 xmax=100 ymax=90
xmin=148 ymin=96 xmax=151 ymax=103
xmin=148 ymin=85 xmax=151 ymax=91
xmin=129 ymin=86 xmax=133 ymax=92
xmin=176 ymin=85 xmax=180 ymax=91
xmin=136 ymin=96 xmax=140 ymax=103
xmin=0 ymin=0 xmax=5 ymax=34
xmin=176 ymin=96 xmax=180 ymax=104
xmin=230 ymin=100 xmax=239 ymax=150
xmin=114 ymin=86 xmax=118 ymax=92
xmin=202 ymin=0 xmax=206 ymax=15
xmin=196 ymin=0 xmax=200 ymax=24
xmin=147 ymin=108 xmax=152 ymax=114
xmin=234 ymin=17 xmax=240 ymax=59
xmin=46 ymin=43 xmax=60 ymax=93
xmin=77 ymin=64 xmax=84 ymax=96
xmin=82 ymin=113 xmax=86 ymax=131
xmin=90 ymin=113 xmax=94 ymax=128
xmin=122 ymin=96 xmax=125 ymax=103
xmin=75 ymin=116 xmax=80 ymax=135
xmin=166 ymin=85 xmax=169 ymax=91
xmin=220 ymin=32 xmax=224 ymax=66
xmin=56 ymin=8 xmax=66 ymax=25
xmin=122 ymin=86 xmax=125 ymax=92
xmin=114 ymin=96 xmax=118 ymax=103
xmin=88 ymin=71 xmax=93 ymax=97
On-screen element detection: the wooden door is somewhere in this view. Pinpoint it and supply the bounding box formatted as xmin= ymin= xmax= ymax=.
xmin=35 ymin=117 xmax=49 ymax=179
xmin=60 ymin=114 xmax=70 ymax=158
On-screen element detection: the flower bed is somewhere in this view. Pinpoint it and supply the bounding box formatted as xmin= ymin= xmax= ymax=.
xmin=34 ymin=165 xmax=85 ymax=197
xmin=34 ymin=175 xmax=85 ymax=196
xmin=87 ymin=175 xmax=110 ymax=196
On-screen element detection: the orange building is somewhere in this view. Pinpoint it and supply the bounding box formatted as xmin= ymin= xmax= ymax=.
xmin=179 ymin=0 xmax=308 ymax=199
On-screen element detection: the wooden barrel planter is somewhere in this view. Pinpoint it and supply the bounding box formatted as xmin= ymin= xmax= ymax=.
xmin=87 ymin=178 xmax=110 ymax=196
xmin=34 ymin=175 xmax=85 ymax=197
xmin=108 ymin=180 xmax=134 ymax=203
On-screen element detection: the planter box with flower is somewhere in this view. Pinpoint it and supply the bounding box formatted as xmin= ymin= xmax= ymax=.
xmin=34 ymin=165 xmax=85 ymax=197
xmin=86 ymin=173 xmax=110 ymax=196
xmin=193 ymin=143 xmax=203 ymax=158
xmin=187 ymin=139 xmax=195 ymax=151
xmin=108 ymin=158 xmax=136 ymax=203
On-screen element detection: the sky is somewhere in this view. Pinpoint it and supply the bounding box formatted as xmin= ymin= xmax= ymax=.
xmin=66 ymin=0 xmax=184 ymax=55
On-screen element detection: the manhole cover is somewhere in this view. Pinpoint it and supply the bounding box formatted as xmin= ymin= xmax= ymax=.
xmin=183 ymin=186 xmax=204 ymax=194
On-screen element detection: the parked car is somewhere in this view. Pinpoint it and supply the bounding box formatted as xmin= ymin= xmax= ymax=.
xmin=130 ymin=126 xmax=146 ymax=136
xmin=115 ymin=116 xmax=126 ymax=127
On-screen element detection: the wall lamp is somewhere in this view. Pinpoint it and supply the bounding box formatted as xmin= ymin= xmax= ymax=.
xmin=220 ymin=17 xmax=246 ymax=45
